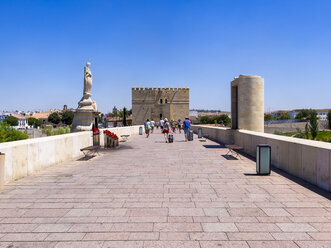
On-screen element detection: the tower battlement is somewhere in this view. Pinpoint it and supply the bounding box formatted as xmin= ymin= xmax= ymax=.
xmin=131 ymin=86 xmax=189 ymax=92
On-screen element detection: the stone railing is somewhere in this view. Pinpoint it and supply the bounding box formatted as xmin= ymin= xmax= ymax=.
xmin=192 ymin=125 xmax=331 ymax=192
xmin=0 ymin=125 xmax=142 ymax=185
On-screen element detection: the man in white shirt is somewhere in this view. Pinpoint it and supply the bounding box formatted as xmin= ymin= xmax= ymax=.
xmin=150 ymin=119 xmax=155 ymax=133
xmin=160 ymin=119 xmax=164 ymax=130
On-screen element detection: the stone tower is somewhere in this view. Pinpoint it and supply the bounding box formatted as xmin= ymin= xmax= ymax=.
xmin=231 ymin=75 xmax=264 ymax=132
xmin=132 ymin=87 xmax=189 ymax=125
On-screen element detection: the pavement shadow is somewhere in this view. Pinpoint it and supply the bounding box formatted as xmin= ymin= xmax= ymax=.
xmin=222 ymin=155 xmax=238 ymax=160
xmin=77 ymin=155 xmax=96 ymax=161
xmin=271 ymin=166 xmax=331 ymax=200
xmin=203 ymin=145 xmax=223 ymax=149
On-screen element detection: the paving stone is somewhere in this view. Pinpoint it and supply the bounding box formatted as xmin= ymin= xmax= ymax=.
xmin=55 ymin=241 xmax=104 ymax=248
xmin=11 ymin=242 xmax=57 ymax=248
xmin=45 ymin=233 xmax=86 ymax=241
xmin=189 ymin=232 xmax=227 ymax=241
xmin=169 ymin=208 xmax=204 ymax=217
xmin=83 ymin=232 xmax=129 ymax=241
xmin=1 ymin=233 xmax=49 ymax=241
xmin=159 ymin=232 xmax=189 ymax=240
xmin=276 ymin=223 xmax=317 ymax=232
xmin=271 ymin=232 xmax=312 ymax=240
xmin=33 ymin=224 xmax=72 ymax=233
xmin=102 ymin=241 xmax=143 ymax=247
xmin=202 ymin=223 xmax=238 ymax=232
xmin=144 ymin=241 xmax=200 ymax=248
xmin=295 ymin=241 xmax=331 ymax=247
xmin=236 ymin=223 xmax=281 ymax=232
xmin=227 ymin=232 xmax=273 ymax=240
xmin=247 ymin=240 xmax=299 ymax=247
xmin=199 ymin=241 xmax=249 ymax=247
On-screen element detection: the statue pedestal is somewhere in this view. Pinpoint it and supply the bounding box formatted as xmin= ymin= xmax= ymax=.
xmin=71 ymin=109 xmax=98 ymax=132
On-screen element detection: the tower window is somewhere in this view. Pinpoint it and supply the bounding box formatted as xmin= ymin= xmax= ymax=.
xmin=165 ymin=99 xmax=168 ymax=104
xmin=160 ymin=99 xmax=163 ymax=104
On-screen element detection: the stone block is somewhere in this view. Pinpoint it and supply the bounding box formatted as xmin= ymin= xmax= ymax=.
xmin=12 ymin=144 xmax=28 ymax=180
xmin=316 ymin=148 xmax=330 ymax=191
xmin=302 ymin=145 xmax=317 ymax=185
xmin=288 ymin=143 xmax=302 ymax=178
xmin=0 ymin=153 xmax=4 ymax=190
xmin=27 ymin=141 xmax=39 ymax=175
xmin=278 ymin=140 xmax=289 ymax=171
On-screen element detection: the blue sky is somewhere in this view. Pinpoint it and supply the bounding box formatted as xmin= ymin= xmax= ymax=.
xmin=1 ymin=0 xmax=330 ymax=113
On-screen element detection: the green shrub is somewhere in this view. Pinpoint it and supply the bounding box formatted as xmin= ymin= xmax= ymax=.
xmin=3 ymin=116 xmax=18 ymax=126
xmin=61 ymin=111 xmax=74 ymax=125
xmin=42 ymin=126 xmax=70 ymax=136
xmin=48 ymin=112 xmax=61 ymax=125
xmin=28 ymin=117 xmax=41 ymax=128
xmin=278 ymin=113 xmax=291 ymax=120
xmin=0 ymin=122 xmax=28 ymax=143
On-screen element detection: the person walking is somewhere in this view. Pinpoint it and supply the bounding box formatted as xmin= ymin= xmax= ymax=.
xmin=171 ymin=120 xmax=176 ymax=133
xmin=160 ymin=118 xmax=164 ymax=131
xmin=150 ymin=119 xmax=155 ymax=133
xmin=183 ymin=117 xmax=191 ymax=142
xmin=145 ymin=119 xmax=151 ymax=138
xmin=178 ymin=119 xmax=182 ymax=133
xmin=163 ymin=118 xmax=170 ymax=143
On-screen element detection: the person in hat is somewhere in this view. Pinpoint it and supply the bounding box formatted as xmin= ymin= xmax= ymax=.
xmin=183 ymin=116 xmax=191 ymax=142
xmin=163 ymin=118 xmax=170 ymax=143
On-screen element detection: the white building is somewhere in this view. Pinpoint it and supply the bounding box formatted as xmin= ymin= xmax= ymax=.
xmin=316 ymin=109 xmax=330 ymax=121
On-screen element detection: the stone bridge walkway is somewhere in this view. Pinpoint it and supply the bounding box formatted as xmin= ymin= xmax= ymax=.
xmin=0 ymin=130 xmax=330 ymax=248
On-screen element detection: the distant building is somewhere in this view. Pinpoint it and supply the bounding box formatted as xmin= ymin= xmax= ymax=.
xmin=269 ymin=109 xmax=330 ymax=120
xmin=189 ymin=110 xmax=198 ymax=117
xmin=132 ymin=87 xmax=189 ymax=124
xmin=316 ymin=109 xmax=330 ymax=121
xmin=0 ymin=112 xmax=28 ymax=129
xmin=30 ymin=110 xmax=60 ymax=125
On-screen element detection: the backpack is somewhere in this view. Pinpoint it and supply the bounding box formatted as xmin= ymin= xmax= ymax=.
xmin=184 ymin=120 xmax=190 ymax=129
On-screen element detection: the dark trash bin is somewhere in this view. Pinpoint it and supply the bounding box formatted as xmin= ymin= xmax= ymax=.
xmin=256 ymin=144 xmax=271 ymax=175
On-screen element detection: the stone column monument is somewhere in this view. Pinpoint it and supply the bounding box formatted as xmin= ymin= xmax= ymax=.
xmin=71 ymin=62 xmax=98 ymax=132
xmin=231 ymin=75 xmax=264 ymax=133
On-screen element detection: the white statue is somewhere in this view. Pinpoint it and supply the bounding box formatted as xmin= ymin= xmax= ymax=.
xmin=71 ymin=62 xmax=98 ymax=132
xmin=83 ymin=62 xmax=92 ymax=97
xmin=78 ymin=62 xmax=96 ymax=111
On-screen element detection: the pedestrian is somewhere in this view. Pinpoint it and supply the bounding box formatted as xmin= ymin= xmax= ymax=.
xmin=160 ymin=118 xmax=164 ymax=131
xmin=178 ymin=119 xmax=182 ymax=133
xmin=156 ymin=121 xmax=159 ymax=129
xmin=183 ymin=117 xmax=191 ymax=142
xmin=150 ymin=119 xmax=155 ymax=133
xmin=171 ymin=120 xmax=176 ymax=133
xmin=163 ymin=118 xmax=170 ymax=143
xmin=145 ymin=119 xmax=151 ymax=138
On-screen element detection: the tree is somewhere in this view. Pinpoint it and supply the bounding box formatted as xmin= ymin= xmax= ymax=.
xmin=123 ymin=107 xmax=127 ymax=126
xmin=48 ymin=112 xmax=61 ymax=125
xmin=214 ymin=114 xmax=231 ymax=126
xmin=264 ymin=114 xmax=274 ymax=121
xmin=61 ymin=110 xmax=74 ymax=125
xmin=304 ymin=123 xmax=310 ymax=139
xmin=278 ymin=113 xmax=291 ymax=120
xmin=0 ymin=122 xmax=28 ymax=143
xmin=200 ymin=116 xmax=212 ymax=124
xmin=4 ymin=116 xmax=18 ymax=126
xmin=328 ymin=110 xmax=331 ymax=130
xmin=28 ymin=117 xmax=41 ymax=128
xmin=309 ymin=110 xmax=318 ymax=140
xmin=295 ymin=109 xmax=314 ymax=120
